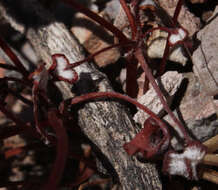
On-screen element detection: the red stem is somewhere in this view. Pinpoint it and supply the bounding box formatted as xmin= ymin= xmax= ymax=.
xmin=67 ymin=42 xmax=135 ymax=69
xmin=143 ymin=0 xmax=184 ymax=75
xmin=141 ymin=26 xmax=176 ymax=75
xmin=158 ymin=39 xmax=170 ymax=76
xmin=43 ymin=110 xmax=69 ymax=190
xmin=0 ymin=36 xmax=29 ymax=78
xmin=70 ymin=91 xmax=169 ymax=138
xmin=62 ymin=0 xmax=129 ymax=43
xmin=32 ymin=81 xmax=52 ymax=140
xmin=134 ymin=47 xmax=192 ymax=143
xmin=126 ymin=55 xmax=138 ymax=98
xmin=142 ymin=26 xmax=174 ymax=39
xmin=172 ymin=0 xmax=184 ymax=25
xmin=119 ymin=0 xmax=137 ymax=40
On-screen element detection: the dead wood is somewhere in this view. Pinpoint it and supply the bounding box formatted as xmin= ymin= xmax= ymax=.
xmin=0 ymin=0 xmax=162 ymax=189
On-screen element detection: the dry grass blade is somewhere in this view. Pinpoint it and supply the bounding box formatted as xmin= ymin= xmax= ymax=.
xmin=200 ymin=168 xmax=218 ymax=185
xmin=203 ymin=154 xmax=218 ymax=167
xmin=203 ymin=134 xmax=218 ymax=153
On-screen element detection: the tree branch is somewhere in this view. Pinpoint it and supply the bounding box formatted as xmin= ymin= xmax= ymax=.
xmin=0 ymin=0 xmax=162 ymax=189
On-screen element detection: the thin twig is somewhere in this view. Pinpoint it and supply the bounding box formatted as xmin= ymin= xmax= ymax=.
xmin=134 ymin=47 xmax=192 ymax=142
xmin=62 ymin=0 xmax=129 ymax=43
xmin=200 ymin=168 xmax=218 ymax=185
xmin=203 ymin=154 xmax=218 ymax=167
xmin=203 ymin=134 xmax=218 ymax=153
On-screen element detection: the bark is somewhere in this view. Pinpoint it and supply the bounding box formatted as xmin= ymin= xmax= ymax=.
xmin=0 ymin=0 xmax=162 ymax=189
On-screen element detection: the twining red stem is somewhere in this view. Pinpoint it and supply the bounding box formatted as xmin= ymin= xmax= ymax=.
xmin=158 ymin=40 xmax=170 ymax=76
xmin=62 ymin=0 xmax=129 ymax=43
xmin=142 ymin=26 xmax=171 ymax=75
xmin=119 ymin=0 xmax=137 ymax=40
xmin=172 ymin=0 xmax=184 ymax=25
xmin=67 ymin=42 xmax=135 ymax=69
xmin=0 ymin=36 xmax=29 ymax=78
xmin=43 ymin=110 xmax=69 ymax=190
xmin=142 ymin=27 xmax=172 ymax=75
xmin=126 ymin=55 xmax=138 ymax=98
xmin=134 ymin=47 xmax=192 ymax=143
xmin=70 ymin=91 xmax=169 ymax=138
xmin=32 ymin=81 xmax=52 ymax=140
xmin=142 ymin=26 xmax=185 ymax=75
xmin=142 ymin=26 xmax=174 ymax=39
xmin=159 ymin=0 xmax=184 ymax=75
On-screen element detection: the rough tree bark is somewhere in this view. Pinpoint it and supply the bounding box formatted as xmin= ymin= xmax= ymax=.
xmin=0 ymin=0 xmax=162 ymax=189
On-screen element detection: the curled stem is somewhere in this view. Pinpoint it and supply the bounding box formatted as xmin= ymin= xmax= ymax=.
xmin=43 ymin=109 xmax=69 ymax=190
xmin=172 ymin=0 xmax=184 ymax=25
xmin=134 ymin=47 xmax=192 ymax=143
xmin=67 ymin=42 xmax=135 ymax=69
xmin=70 ymin=91 xmax=169 ymax=138
xmin=62 ymin=0 xmax=129 ymax=43
xmin=119 ymin=0 xmax=137 ymax=40
xmin=0 ymin=36 xmax=29 ymax=78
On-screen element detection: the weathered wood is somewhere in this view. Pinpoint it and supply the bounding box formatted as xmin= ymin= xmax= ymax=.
xmin=0 ymin=0 xmax=162 ymax=189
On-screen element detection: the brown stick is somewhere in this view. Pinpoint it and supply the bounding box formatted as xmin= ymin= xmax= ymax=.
xmin=200 ymin=168 xmax=218 ymax=185
xmin=0 ymin=0 xmax=162 ymax=189
xmin=203 ymin=154 xmax=218 ymax=167
xmin=203 ymin=134 xmax=218 ymax=153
